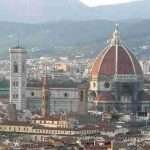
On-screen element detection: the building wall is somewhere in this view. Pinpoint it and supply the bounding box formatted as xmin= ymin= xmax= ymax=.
xmin=49 ymin=88 xmax=79 ymax=113
xmin=0 ymin=124 xmax=100 ymax=142
xmin=26 ymin=87 xmax=88 ymax=114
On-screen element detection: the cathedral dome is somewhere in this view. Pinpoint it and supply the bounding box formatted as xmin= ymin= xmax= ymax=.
xmin=91 ymin=25 xmax=143 ymax=79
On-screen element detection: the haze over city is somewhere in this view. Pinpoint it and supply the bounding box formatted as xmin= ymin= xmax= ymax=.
xmin=0 ymin=0 xmax=150 ymax=149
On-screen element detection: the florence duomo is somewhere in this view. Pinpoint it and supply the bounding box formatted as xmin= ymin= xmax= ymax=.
xmin=1 ymin=0 xmax=150 ymax=149
xmin=90 ymin=25 xmax=144 ymax=113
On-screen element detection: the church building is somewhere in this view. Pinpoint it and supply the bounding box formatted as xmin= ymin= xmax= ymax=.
xmin=89 ymin=25 xmax=144 ymax=113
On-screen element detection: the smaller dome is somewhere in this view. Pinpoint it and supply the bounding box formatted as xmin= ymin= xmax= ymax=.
xmin=96 ymin=92 xmax=114 ymax=102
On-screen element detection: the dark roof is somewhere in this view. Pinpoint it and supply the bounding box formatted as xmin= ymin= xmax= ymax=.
xmin=0 ymin=121 xmax=32 ymax=126
xmin=27 ymin=79 xmax=42 ymax=88
xmin=48 ymin=79 xmax=78 ymax=88
xmin=11 ymin=46 xmax=25 ymax=49
xmin=27 ymin=79 xmax=88 ymax=89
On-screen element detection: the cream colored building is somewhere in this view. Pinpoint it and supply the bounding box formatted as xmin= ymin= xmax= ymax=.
xmin=31 ymin=116 xmax=75 ymax=128
xmin=54 ymin=63 xmax=70 ymax=72
xmin=0 ymin=121 xmax=100 ymax=142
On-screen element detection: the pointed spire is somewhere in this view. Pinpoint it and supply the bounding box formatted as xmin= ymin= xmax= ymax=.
xmin=110 ymin=24 xmax=120 ymax=46
xmin=41 ymin=64 xmax=49 ymax=117
xmin=43 ymin=64 xmax=48 ymax=88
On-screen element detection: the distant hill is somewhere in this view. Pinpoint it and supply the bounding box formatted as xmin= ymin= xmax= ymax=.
xmin=0 ymin=0 xmax=150 ymax=23
xmin=0 ymin=19 xmax=150 ymax=58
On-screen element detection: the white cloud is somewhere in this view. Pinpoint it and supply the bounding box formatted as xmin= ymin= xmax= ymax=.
xmin=80 ymin=0 xmax=143 ymax=7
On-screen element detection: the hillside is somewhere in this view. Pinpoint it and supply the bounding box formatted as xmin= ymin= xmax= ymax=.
xmin=0 ymin=19 xmax=150 ymax=58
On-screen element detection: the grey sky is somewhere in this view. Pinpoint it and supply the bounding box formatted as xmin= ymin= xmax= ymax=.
xmin=0 ymin=0 xmax=147 ymax=23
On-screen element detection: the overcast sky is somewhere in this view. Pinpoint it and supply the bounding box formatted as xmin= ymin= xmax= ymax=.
xmin=80 ymin=0 xmax=142 ymax=7
xmin=0 ymin=0 xmax=145 ymax=23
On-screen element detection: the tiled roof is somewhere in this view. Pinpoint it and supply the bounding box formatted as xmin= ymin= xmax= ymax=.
xmin=91 ymin=45 xmax=143 ymax=78
xmin=95 ymin=92 xmax=114 ymax=101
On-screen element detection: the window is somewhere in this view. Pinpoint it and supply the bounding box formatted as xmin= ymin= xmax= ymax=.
xmin=64 ymin=93 xmax=68 ymax=97
xmin=13 ymin=94 xmax=15 ymax=99
xmin=107 ymin=106 xmax=111 ymax=112
xmin=93 ymin=82 xmax=96 ymax=88
xmin=22 ymin=94 xmax=25 ymax=98
xmin=13 ymin=62 xmax=18 ymax=73
xmin=31 ymin=92 xmax=34 ymax=96
xmin=22 ymin=63 xmax=25 ymax=73
xmin=13 ymin=81 xmax=18 ymax=87
xmin=80 ymin=91 xmax=84 ymax=101
xmin=104 ymin=82 xmax=110 ymax=88
xmin=16 ymin=81 xmax=18 ymax=87
xmin=13 ymin=94 xmax=18 ymax=99
xmin=13 ymin=81 xmax=15 ymax=87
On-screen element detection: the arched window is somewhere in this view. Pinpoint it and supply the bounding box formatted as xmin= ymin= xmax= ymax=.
xmin=31 ymin=92 xmax=34 ymax=96
xmin=22 ymin=63 xmax=25 ymax=73
xmin=80 ymin=91 xmax=84 ymax=101
xmin=13 ymin=62 xmax=18 ymax=73
xmin=93 ymin=82 xmax=96 ymax=88
xmin=64 ymin=93 xmax=68 ymax=97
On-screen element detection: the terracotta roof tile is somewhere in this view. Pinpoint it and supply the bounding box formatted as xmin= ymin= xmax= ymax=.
xmin=91 ymin=44 xmax=143 ymax=78
xmin=96 ymin=92 xmax=114 ymax=101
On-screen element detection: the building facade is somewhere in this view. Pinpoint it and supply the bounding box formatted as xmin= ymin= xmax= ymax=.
xmin=26 ymin=79 xmax=88 ymax=114
xmin=9 ymin=47 xmax=27 ymax=110
xmin=0 ymin=122 xmax=100 ymax=142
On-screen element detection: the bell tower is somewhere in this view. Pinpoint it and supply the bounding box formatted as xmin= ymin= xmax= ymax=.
xmin=9 ymin=46 xmax=27 ymax=110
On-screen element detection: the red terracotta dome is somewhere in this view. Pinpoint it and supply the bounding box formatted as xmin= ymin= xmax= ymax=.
xmin=91 ymin=25 xmax=143 ymax=79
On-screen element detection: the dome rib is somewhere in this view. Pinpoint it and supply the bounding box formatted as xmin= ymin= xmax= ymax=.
xmin=122 ymin=45 xmax=136 ymax=74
